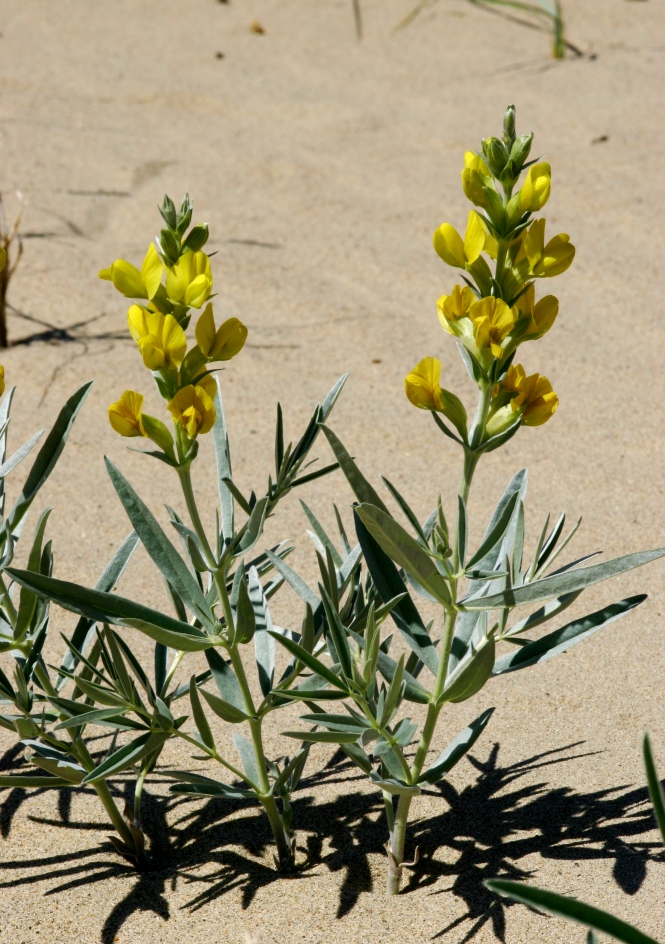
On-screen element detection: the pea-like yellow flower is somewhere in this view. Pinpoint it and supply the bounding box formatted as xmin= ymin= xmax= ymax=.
xmin=99 ymin=244 xmax=163 ymax=300
xmin=469 ymin=297 xmax=516 ymax=359
xmin=519 ymin=162 xmax=551 ymax=213
xmin=165 ymin=251 xmax=212 ymax=309
xmin=436 ymin=285 xmax=476 ymax=333
xmin=501 ymin=363 xmax=558 ymax=426
xmin=522 ymin=219 xmax=575 ymax=278
xmin=404 ymin=357 xmax=467 ymax=437
xmin=0 ymin=365 xmax=6 ymax=397
xmin=516 ymin=283 xmax=559 ymax=341
xmin=433 ymin=211 xmax=489 ymax=269
xmin=128 ymin=305 xmax=187 ymax=371
xmin=108 ymin=391 xmax=147 ymax=438
xmin=167 ymin=384 xmax=216 ymax=438
xmin=461 ymin=152 xmax=494 ymax=209
xmin=195 ymin=305 xmax=248 ymax=361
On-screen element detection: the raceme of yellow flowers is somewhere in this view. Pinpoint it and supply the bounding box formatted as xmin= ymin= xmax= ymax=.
xmin=101 ymin=195 xmax=247 ymax=464
xmin=405 ymin=105 xmax=575 ymax=445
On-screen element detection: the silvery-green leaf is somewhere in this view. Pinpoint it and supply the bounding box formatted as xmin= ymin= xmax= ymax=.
xmin=283 ymin=729 xmax=359 ymax=744
xmin=300 ymin=500 xmax=343 ymax=567
xmin=0 ymin=430 xmax=42 ymax=479
xmin=164 ymin=770 xmax=255 ymax=800
xmin=205 ymin=649 xmax=245 ymax=711
xmin=201 ymin=688 xmax=251 ymax=724
xmin=320 ymin=425 xmax=390 ymax=513
xmin=269 ymin=631 xmax=348 ymax=692
xmin=418 ymin=707 xmax=495 ymax=785
xmin=492 ymin=596 xmax=646 ymax=675
xmin=106 ymin=460 xmax=216 ymax=630
xmin=212 ymin=379 xmax=234 ymax=544
xmin=248 ymin=566 xmax=273 ymax=695
xmin=505 ymin=591 xmax=581 ymax=638
xmin=442 ymin=635 xmax=495 ymax=704
xmin=643 ymin=734 xmax=665 ymax=847
xmin=368 ymin=772 xmax=420 ymax=796
xmin=461 ymin=551 xmax=664 ymax=611
xmin=233 ymin=731 xmax=260 ymax=785
xmin=235 ymin=497 xmax=268 ymax=555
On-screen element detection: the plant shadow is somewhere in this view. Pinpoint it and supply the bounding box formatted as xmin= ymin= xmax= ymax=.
xmin=0 ymin=740 xmax=661 ymax=943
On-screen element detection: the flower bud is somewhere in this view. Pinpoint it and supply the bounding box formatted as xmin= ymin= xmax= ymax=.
xmin=519 ymin=162 xmax=552 ymax=212
xmin=482 ymin=137 xmax=509 ymax=177
xmin=159 ymin=194 xmax=177 ymax=230
xmin=503 ymin=104 xmax=516 ymax=146
xmin=182 ymin=223 xmax=209 ymax=253
xmin=509 ymin=133 xmax=533 ymax=172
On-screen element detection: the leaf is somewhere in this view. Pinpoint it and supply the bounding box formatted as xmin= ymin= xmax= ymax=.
xmin=320 ymin=425 xmax=390 ymax=512
xmin=205 ymin=649 xmax=245 ymax=711
xmin=248 ymin=567 xmax=273 ymax=696
xmin=299 ymin=713 xmax=368 ymax=734
xmin=465 ymin=492 xmax=519 ymax=571
xmin=7 ymin=568 xmax=212 ymax=652
xmin=236 ymin=496 xmax=268 ymax=554
xmin=368 ymin=772 xmax=421 ymax=796
xmin=282 ymin=730 xmax=360 ymax=744
xmin=106 ymin=460 xmax=215 ymax=629
xmin=504 ymin=591 xmax=581 ymax=638
xmin=643 ymin=734 xmax=665 ymax=847
xmin=235 ymin=572 xmax=256 ymax=645
xmin=270 ymin=631 xmax=348 ymax=692
xmin=15 ymin=507 xmax=52 ymax=641
xmin=0 ymin=775 xmax=72 ymax=788
xmin=355 ymin=511 xmax=439 ymax=677
xmin=265 ymin=551 xmax=320 ymax=612
xmin=82 ymin=731 xmax=168 ymax=784
xmin=442 ymin=636 xmax=495 ymax=703
xmin=201 ymin=688 xmax=251 ymax=724
xmin=190 ymin=676 xmax=215 ymax=750
xmin=320 ymin=586 xmax=353 ymax=681
xmin=300 ymin=500 xmax=343 ymax=567
xmin=0 ymin=430 xmax=43 ymax=479
xmin=167 ymin=774 xmax=255 ymax=800
xmin=418 ymin=708 xmax=495 ymax=785
xmin=213 ymin=378 xmax=234 ymax=543
xmin=54 ymin=707 xmax=140 ymax=731
xmin=492 ymin=596 xmax=646 ymax=676
xmin=484 ymin=880 xmax=660 ymax=944
xmin=8 ymin=382 xmax=92 ymax=532
xmin=232 ymin=731 xmax=260 ymax=785
xmin=23 ymin=741 xmax=86 ymax=784
xmin=356 ymin=504 xmax=451 ymax=605
xmin=457 ymin=495 xmax=468 ymax=568
xmin=461 ymin=551 xmax=665 ymax=611
xmin=57 ymin=532 xmax=139 ymax=690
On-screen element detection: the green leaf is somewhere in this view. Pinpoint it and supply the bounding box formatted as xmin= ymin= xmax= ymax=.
xmin=465 ymin=492 xmax=519 ymax=571
xmin=6 ymin=568 xmax=212 ymax=652
xmin=269 ymin=632 xmax=348 ymax=692
xmin=248 ymin=566 xmax=274 ymax=696
xmin=355 ymin=511 xmax=439 ymax=677
xmin=368 ymin=772 xmax=421 ymax=796
xmin=320 ymin=425 xmax=390 ymax=513
xmin=0 ymin=430 xmax=43 ymax=479
xmin=300 ymin=500 xmax=343 ymax=567
xmin=484 ymin=880 xmax=660 ymax=944
xmin=492 ymin=596 xmax=646 ymax=676
xmin=356 ymin=504 xmax=451 ymax=606
xmin=106 ymin=460 xmax=216 ymax=629
xmin=8 ymin=382 xmax=92 ymax=532
xmin=320 ymin=586 xmax=353 ymax=681
xmin=201 ymin=687 xmax=251 ymax=724
xmin=442 ymin=636 xmax=495 ymax=703
xmin=461 ymin=551 xmax=665 ymax=611
xmin=23 ymin=741 xmax=86 ymax=784
xmin=643 ymin=734 xmax=665 ymax=847
xmin=381 ymin=477 xmax=427 ymax=543
xmin=418 ymin=708 xmax=495 ymax=785
xmin=347 ymin=626 xmax=431 ymax=704
xmin=0 ymin=774 xmax=71 ymax=788
xmin=236 ymin=496 xmax=268 ymax=554
xmin=190 ymin=676 xmax=215 ymax=750
xmin=15 ymin=507 xmax=52 ymax=641
xmin=265 ymin=551 xmax=320 ymax=613
xmin=235 ymin=572 xmax=256 ymax=645
xmin=54 ymin=706 xmax=140 ymax=731
xmin=205 ymin=648 xmax=245 ymax=712
xmin=165 ymin=771 xmax=254 ymax=800
xmin=457 ymin=495 xmax=468 ymax=567
xmin=504 ymin=591 xmax=581 ymax=638
xmin=82 ymin=731 xmax=167 ymax=784
xmin=57 ymin=532 xmax=139 ymax=690
xmin=283 ymin=730 xmax=359 ymax=744
xmin=232 ymin=731 xmax=260 ymax=785
xmin=212 ymin=379 xmax=234 ymax=544
xmin=299 ymin=713 xmax=367 ymax=734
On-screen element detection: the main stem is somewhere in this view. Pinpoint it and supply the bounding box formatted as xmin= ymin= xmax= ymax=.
xmin=385 ymin=381 xmax=492 ymax=895
xmin=178 ymin=461 xmax=294 ymax=870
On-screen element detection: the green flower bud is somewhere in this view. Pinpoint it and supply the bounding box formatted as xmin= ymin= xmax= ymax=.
xmin=509 ymin=133 xmax=534 ymax=172
xmin=482 ymin=137 xmax=510 ymax=177
xmin=503 ymin=104 xmax=516 ymax=146
xmin=182 ymin=223 xmax=209 ymax=253
xmin=159 ymin=194 xmax=177 ymax=229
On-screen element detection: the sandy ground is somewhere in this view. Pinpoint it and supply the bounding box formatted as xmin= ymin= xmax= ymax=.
xmin=0 ymin=0 xmax=664 ymax=941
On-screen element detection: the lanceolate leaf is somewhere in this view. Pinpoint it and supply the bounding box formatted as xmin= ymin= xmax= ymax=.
xmin=356 ymin=504 xmax=451 ymax=606
xmin=418 ymin=708 xmax=495 ymax=785
xmin=492 ymin=596 xmax=646 ymax=676
xmin=320 ymin=425 xmax=390 ymax=513
xmin=485 ymin=880 xmax=660 ymax=944
xmin=201 ymin=688 xmax=251 ymax=724
xmin=268 ymin=632 xmax=348 ymax=692
xmin=7 ymin=569 xmax=212 ymax=652
xmin=461 ymin=551 xmax=665 ymax=611
xmin=82 ymin=731 xmax=168 ymax=784
xmin=283 ymin=730 xmax=360 ymax=744
xmin=205 ymin=649 xmax=245 ymax=712
xmin=105 ymin=460 xmax=216 ymax=629
xmin=165 ymin=771 xmax=254 ymax=800
xmin=355 ymin=511 xmax=439 ymax=677
xmin=8 ymin=382 xmax=92 ymax=532
xmin=643 ymin=734 xmax=665 ymax=847
xmin=212 ymin=378 xmax=234 ymax=544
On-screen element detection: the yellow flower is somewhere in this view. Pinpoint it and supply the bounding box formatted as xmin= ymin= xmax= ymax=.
xmin=501 ymin=363 xmax=558 ymax=426
xmin=437 ymin=285 xmax=476 ymax=332
xmin=519 ymin=162 xmax=551 ymax=212
xmin=523 ymin=219 xmax=575 ymax=277
xmin=167 ymin=384 xmax=216 ymax=438
xmin=469 ymin=297 xmax=516 ymax=359
xmin=433 ymin=211 xmax=488 ymax=269
xmin=516 ymin=283 xmax=559 ymax=340
xmin=127 ymin=305 xmax=187 ymax=371
xmin=195 ymin=305 xmax=248 ymax=361
xmin=108 ymin=391 xmax=147 ymax=438
xmin=0 ymin=365 xmax=5 ymax=397
xmin=405 ymin=357 xmax=445 ymax=412
xmin=99 ymin=244 xmax=163 ymax=300
xmin=461 ymin=152 xmax=494 ymax=209
xmin=464 ymin=152 xmax=491 ymax=177
xmin=165 ymin=251 xmax=212 ymax=309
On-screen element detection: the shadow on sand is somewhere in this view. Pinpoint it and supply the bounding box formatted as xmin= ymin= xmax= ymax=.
xmin=0 ymin=740 xmax=662 ymax=943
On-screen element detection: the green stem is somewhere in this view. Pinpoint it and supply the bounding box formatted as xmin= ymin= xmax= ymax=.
xmin=93 ymin=779 xmax=136 ymax=850
xmin=134 ymin=757 xmax=150 ymax=829
xmin=178 ymin=465 xmax=217 ymax=569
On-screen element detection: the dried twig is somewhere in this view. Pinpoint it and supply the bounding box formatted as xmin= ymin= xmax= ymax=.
xmin=0 ymin=190 xmax=24 ymax=348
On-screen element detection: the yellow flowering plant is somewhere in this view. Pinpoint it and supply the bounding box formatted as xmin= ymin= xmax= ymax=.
xmin=266 ymin=107 xmax=664 ymax=895
xmin=8 ymin=196 xmax=347 ymax=871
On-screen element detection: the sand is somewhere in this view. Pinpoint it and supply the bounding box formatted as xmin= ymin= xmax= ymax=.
xmin=0 ymin=0 xmax=664 ymax=941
